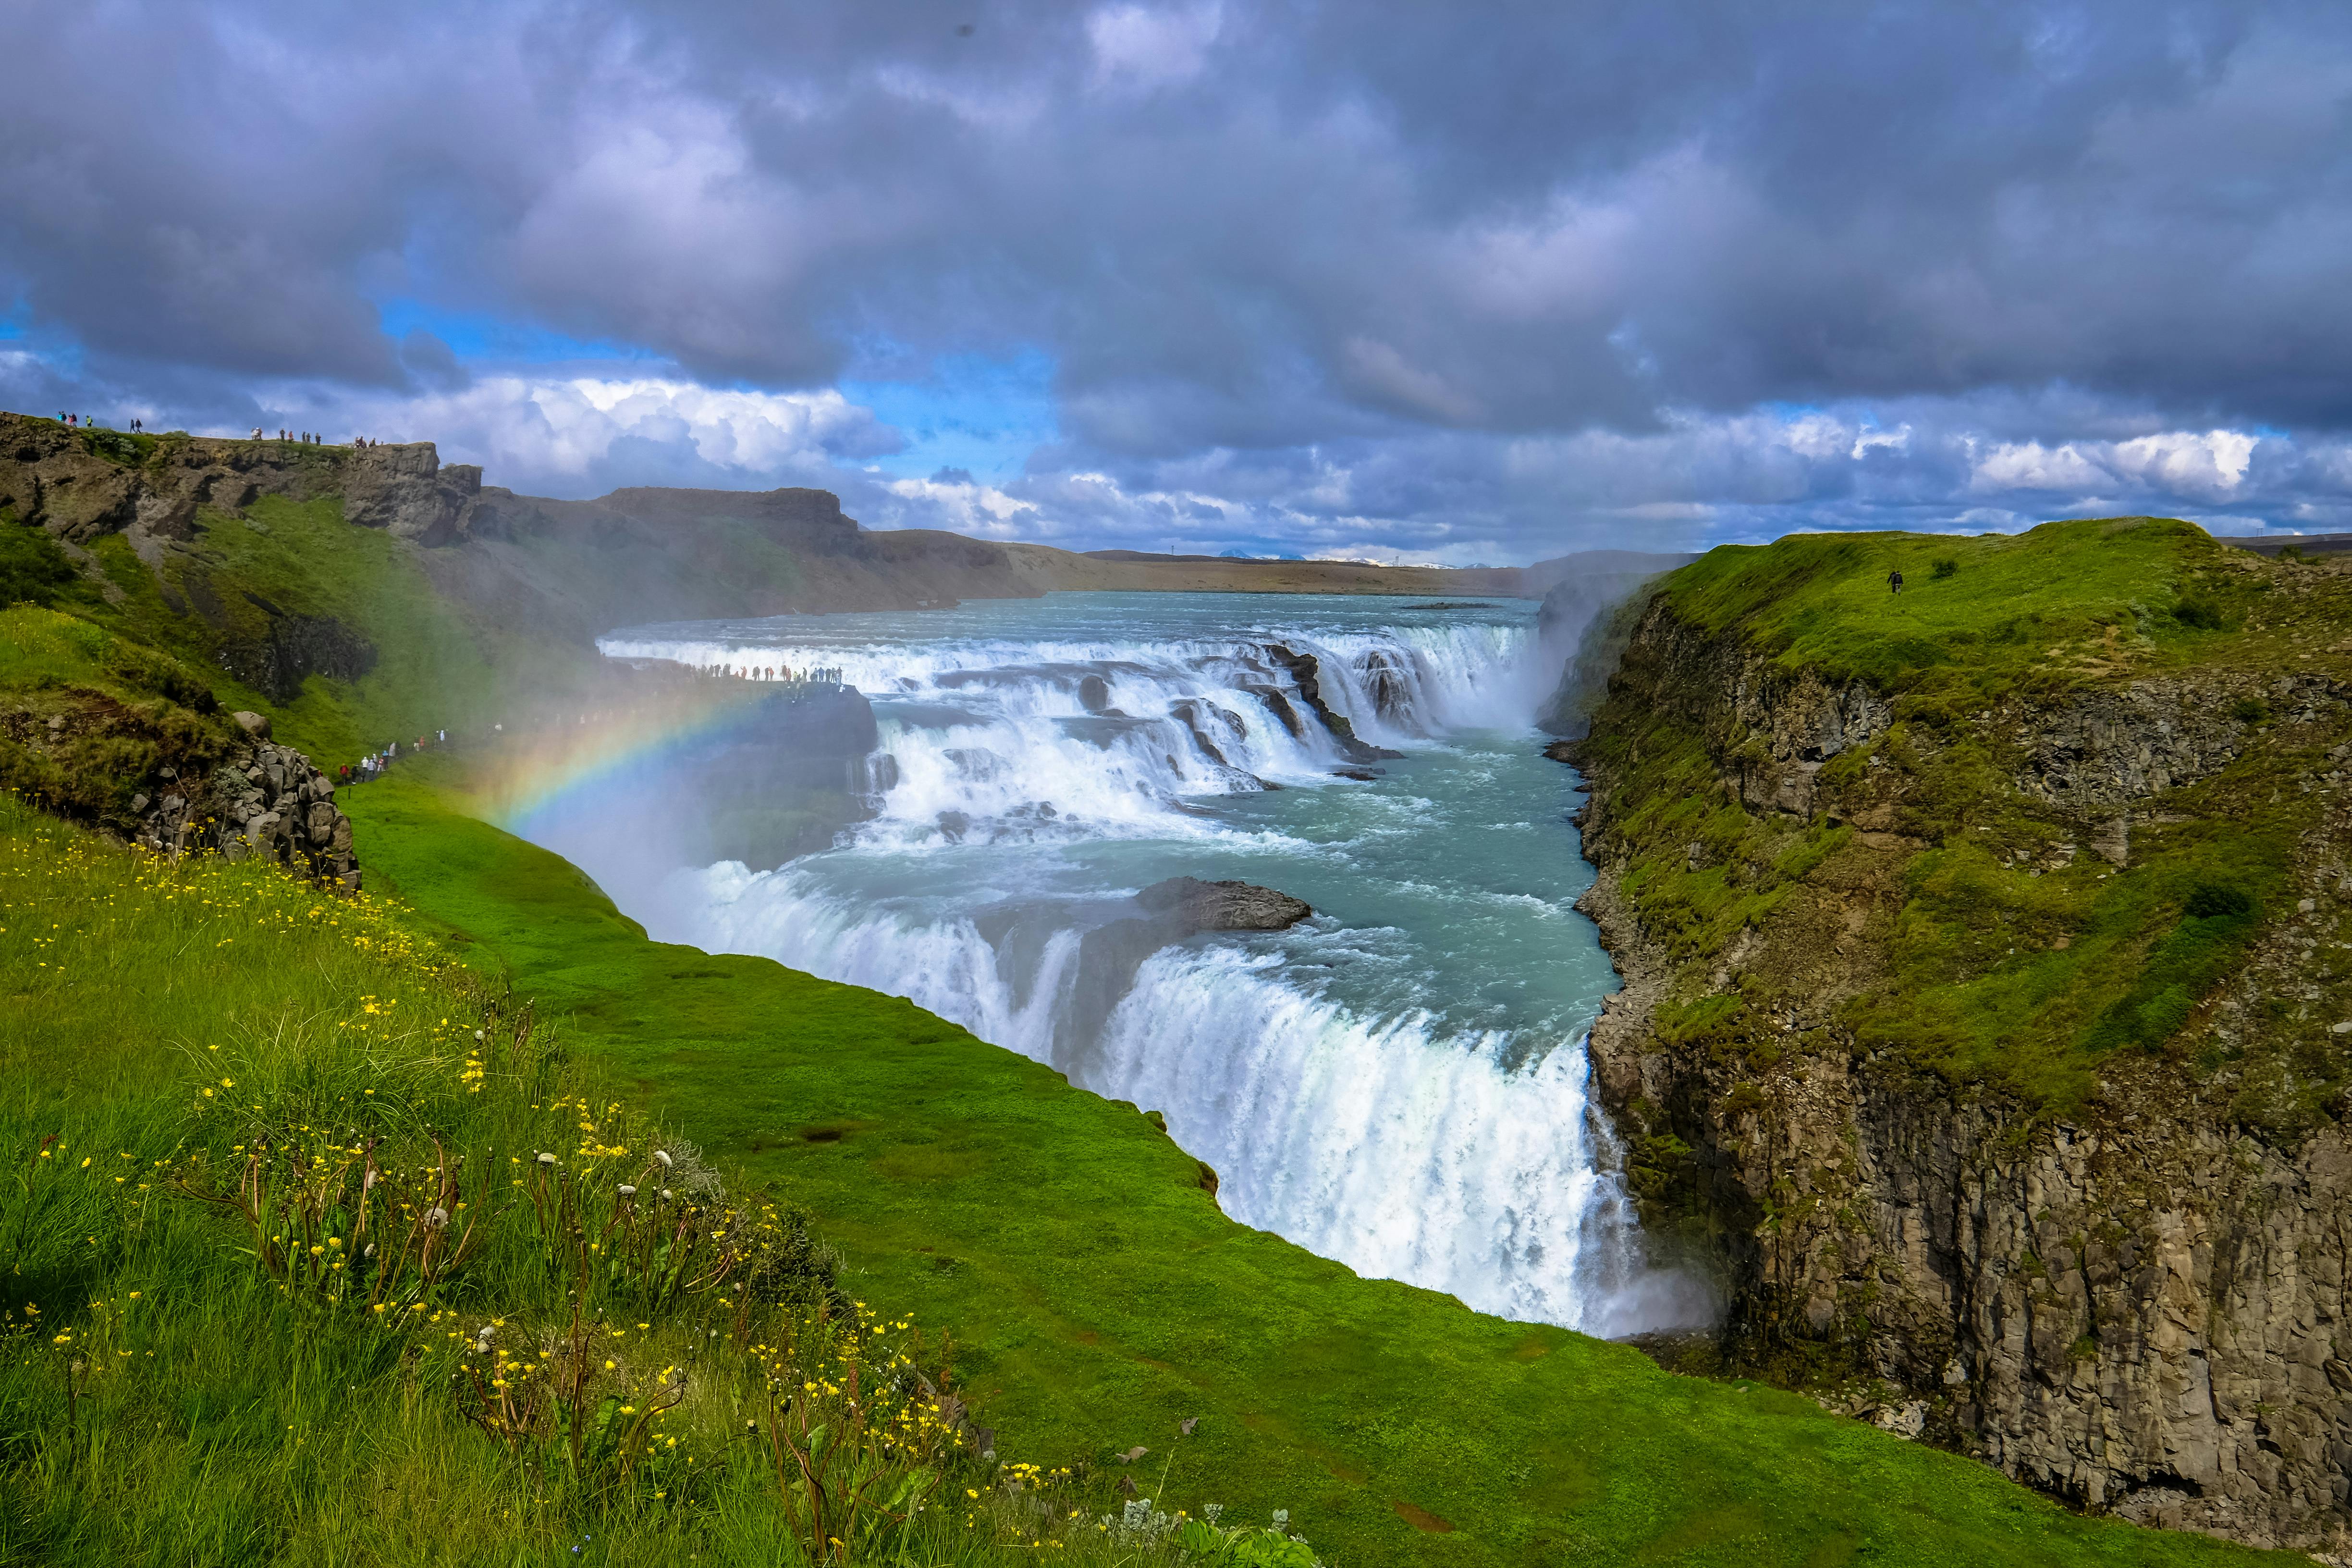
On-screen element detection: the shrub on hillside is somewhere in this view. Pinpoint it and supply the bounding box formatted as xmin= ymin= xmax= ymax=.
xmin=0 ymin=518 xmax=79 ymax=609
xmin=2173 ymin=593 xmax=2233 ymax=631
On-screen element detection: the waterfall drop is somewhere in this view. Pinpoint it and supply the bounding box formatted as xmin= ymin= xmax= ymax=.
xmin=544 ymin=593 xmax=1710 ymax=1336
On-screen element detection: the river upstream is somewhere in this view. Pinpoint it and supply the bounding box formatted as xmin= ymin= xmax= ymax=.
xmin=530 ymin=591 xmax=1705 ymax=1338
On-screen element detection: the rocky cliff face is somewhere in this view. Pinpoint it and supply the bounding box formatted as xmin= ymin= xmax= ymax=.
xmin=1572 ymin=586 xmax=2352 ymax=1556
xmin=340 ymin=443 xmax=488 ymax=545
xmin=0 ymin=417 xmax=476 ymax=546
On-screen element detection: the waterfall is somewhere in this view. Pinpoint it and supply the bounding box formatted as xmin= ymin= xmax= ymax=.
xmin=567 ymin=595 xmax=1709 ymax=1336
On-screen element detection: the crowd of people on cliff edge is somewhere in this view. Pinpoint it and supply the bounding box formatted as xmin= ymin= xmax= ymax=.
xmin=49 ymin=411 xmax=394 ymax=446
xmin=340 ymin=726 xmax=481 ymax=786
xmin=247 ymin=428 xmax=385 ymax=446
xmin=692 ymin=662 xmax=843 ymax=684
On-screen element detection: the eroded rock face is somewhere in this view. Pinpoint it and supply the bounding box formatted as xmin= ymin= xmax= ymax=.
xmin=342 ymin=445 xmax=484 ymax=545
xmin=1605 ymin=599 xmax=1894 ymax=819
xmin=1585 ymin=968 xmax=2352 ymax=1548
xmin=1570 ymin=594 xmax=2352 ymax=1555
xmin=0 ymin=414 xmax=495 ymax=553
xmin=3 ymin=420 xmax=298 ymax=544
xmin=135 ymin=740 xmax=361 ymax=891
xmin=215 ymin=606 xmax=378 ymax=702
xmin=2011 ymin=679 xmax=2341 ymax=808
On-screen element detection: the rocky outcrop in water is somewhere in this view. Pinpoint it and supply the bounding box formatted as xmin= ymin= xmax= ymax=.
xmin=1569 ymin=582 xmax=2352 ymax=1555
xmin=955 ymin=874 xmax=1316 ymax=1091
xmin=1166 ymin=698 xmax=1252 ymax=771
xmin=1138 ymin=876 xmax=1312 ymax=934
xmin=1262 ymin=644 xmax=1402 ymax=765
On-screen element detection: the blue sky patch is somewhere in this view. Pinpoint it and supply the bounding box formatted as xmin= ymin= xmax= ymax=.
xmin=841 ymin=349 xmax=1059 ymax=484
xmin=372 ymin=298 xmax=662 ymax=368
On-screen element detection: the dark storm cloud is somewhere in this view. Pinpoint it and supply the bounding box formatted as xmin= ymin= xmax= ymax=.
xmin=548 ymin=0 xmax=2348 ymax=433
xmin=2 ymin=0 xmax=2349 ymax=556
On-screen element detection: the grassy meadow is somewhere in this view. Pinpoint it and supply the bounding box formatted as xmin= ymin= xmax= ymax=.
xmin=0 ymin=793 xmax=1324 ymax=1566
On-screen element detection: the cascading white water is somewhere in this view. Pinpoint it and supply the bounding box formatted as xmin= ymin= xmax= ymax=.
xmin=599 ymin=617 xmax=1556 ymax=840
xmin=565 ymin=593 xmax=1709 ymax=1336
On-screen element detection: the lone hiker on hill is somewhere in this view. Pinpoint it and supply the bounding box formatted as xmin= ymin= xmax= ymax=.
xmin=1888 ymin=567 xmax=1905 ymax=595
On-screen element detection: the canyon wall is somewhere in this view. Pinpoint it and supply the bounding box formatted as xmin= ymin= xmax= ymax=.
xmin=1569 ymin=538 xmax=2352 ymax=1555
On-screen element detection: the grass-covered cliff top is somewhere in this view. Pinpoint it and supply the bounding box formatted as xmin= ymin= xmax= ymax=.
xmin=1656 ymin=515 xmax=2311 ymax=700
xmin=1581 ymin=515 xmax=2352 ymax=1122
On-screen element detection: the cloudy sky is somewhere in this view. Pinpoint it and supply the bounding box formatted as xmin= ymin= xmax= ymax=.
xmin=5 ymin=1 xmax=2349 ymax=563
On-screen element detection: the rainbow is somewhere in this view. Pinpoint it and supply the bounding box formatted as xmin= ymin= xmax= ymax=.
xmin=466 ymin=681 xmax=792 ymax=830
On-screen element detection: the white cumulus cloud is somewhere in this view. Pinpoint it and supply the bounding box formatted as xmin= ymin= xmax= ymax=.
xmin=300 ymin=375 xmax=899 ymax=496
xmin=1972 ymin=428 xmax=2260 ymax=502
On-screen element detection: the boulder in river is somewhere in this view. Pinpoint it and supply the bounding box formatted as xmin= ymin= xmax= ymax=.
xmin=1137 ymin=875 xmax=1311 ymax=933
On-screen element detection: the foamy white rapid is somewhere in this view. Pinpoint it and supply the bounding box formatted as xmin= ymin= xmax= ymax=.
xmin=598 ymin=615 xmax=1556 ymax=843
xmin=558 ymin=593 xmax=1709 ymax=1335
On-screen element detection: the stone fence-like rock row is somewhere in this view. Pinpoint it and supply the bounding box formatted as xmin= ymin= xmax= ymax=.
xmin=132 ymin=713 xmax=359 ymax=891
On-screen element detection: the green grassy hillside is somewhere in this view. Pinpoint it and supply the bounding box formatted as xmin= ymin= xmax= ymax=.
xmin=1578 ymin=517 xmax=2351 ymax=1116
xmin=2 ymin=792 xmax=1320 ymax=1567
xmin=3 ymin=495 xmax=587 ymax=814
xmin=0 ymin=477 xmax=2302 ymax=1562
xmin=1654 ymin=516 xmax=2290 ymax=699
